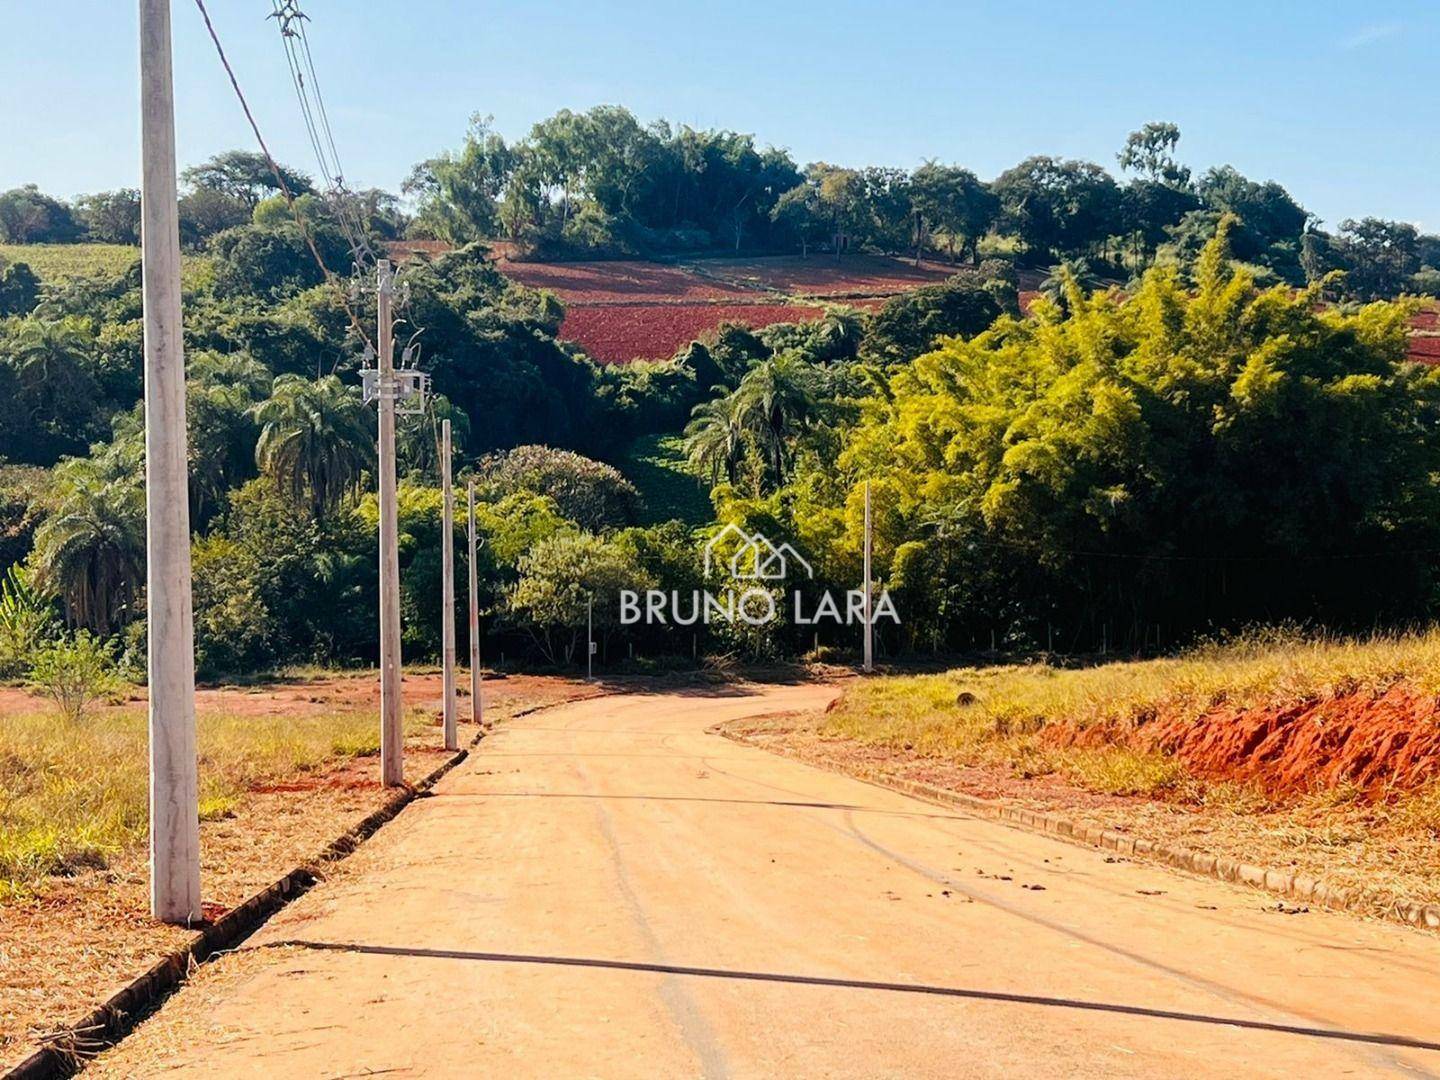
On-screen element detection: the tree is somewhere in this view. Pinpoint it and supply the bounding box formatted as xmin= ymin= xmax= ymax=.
xmin=823 ymin=222 xmax=1440 ymax=648
xmin=0 ymin=186 xmax=80 ymax=243
xmin=864 ymin=273 xmax=1006 ymax=362
xmin=478 ymin=445 xmax=642 ymax=530
xmin=911 ymin=163 xmax=998 ymax=264
xmin=178 ymin=186 xmax=251 ymax=246
xmin=1117 ymin=122 xmax=1191 ymax=187
xmin=4 ymin=316 xmax=101 ymax=454
xmin=74 ymin=189 xmax=142 ymax=244
xmin=726 ymin=351 xmax=824 ymax=486
xmin=252 ymin=374 xmax=375 ymax=518
xmin=182 ymin=150 xmax=313 ymax=210
xmin=993 ymin=156 xmax=1121 ymax=261
xmin=684 ymin=394 xmax=746 ymax=485
xmin=771 ymin=182 xmax=828 ymax=257
xmin=30 ymin=455 xmax=145 ymax=633
xmin=1195 ymin=165 xmax=1308 ymax=270
xmin=1333 ymin=217 xmax=1421 ymax=300
xmin=405 ymin=115 xmax=514 ymax=242
xmin=811 ymin=164 xmax=867 ymax=258
xmin=507 ymin=533 xmax=654 ymax=665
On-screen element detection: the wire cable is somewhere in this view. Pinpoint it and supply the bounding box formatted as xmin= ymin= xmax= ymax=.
xmin=191 ymin=0 xmax=375 ymax=351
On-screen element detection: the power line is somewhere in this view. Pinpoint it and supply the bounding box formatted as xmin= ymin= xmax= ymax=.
xmin=191 ymin=0 xmax=375 ymax=352
xmin=269 ymin=0 xmax=375 ymax=266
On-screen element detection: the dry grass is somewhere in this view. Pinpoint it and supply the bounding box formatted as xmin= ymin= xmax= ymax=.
xmin=826 ymin=626 xmax=1440 ymax=813
xmin=0 ymin=699 xmax=426 ymax=897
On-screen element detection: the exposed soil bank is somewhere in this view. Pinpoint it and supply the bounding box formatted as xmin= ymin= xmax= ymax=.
xmin=1046 ymin=686 xmax=1440 ymax=799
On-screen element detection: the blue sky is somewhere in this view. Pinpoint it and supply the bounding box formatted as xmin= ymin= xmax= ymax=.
xmin=4 ymin=1 xmax=1437 ymax=230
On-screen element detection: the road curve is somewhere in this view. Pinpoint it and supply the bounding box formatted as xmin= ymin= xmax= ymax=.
xmin=93 ymin=683 xmax=1440 ymax=1078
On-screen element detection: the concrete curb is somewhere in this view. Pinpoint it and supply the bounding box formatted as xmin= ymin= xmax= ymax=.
xmin=718 ymin=727 xmax=1440 ymax=935
xmin=2 ymin=692 xmax=592 ymax=1080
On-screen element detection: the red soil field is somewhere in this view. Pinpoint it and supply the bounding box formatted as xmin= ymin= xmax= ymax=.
xmin=1407 ymin=335 xmax=1440 ymax=363
xmin=562 ymin=303 xmax=825 ymax=363
xmin=498 ymin=259 xmax=754 ymax=302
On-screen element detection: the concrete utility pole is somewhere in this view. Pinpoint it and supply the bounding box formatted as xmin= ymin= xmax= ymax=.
xmin=377 ymin=260 xmax=404 ymax=786
xmin=863 ymin=480 xmax=874 ymax=673
xmin=440 ymin=419 xmax=457 ymax=751
xmin=139 ymin=0 xmax=201 ymax=924
xmin=467 ymin=480 xmax=483 ymax=726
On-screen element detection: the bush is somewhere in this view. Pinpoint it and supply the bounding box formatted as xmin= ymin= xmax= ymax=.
xmin=0 ymin=564 xmax=56 ymax=678
xmin=28 ymin=630 xmax=119 ymax=722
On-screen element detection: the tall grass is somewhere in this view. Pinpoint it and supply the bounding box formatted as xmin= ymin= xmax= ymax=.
xmin=0 ymin=702 xmax=420 ymax=896
xmin=825 ymin=627 xmax=1440 ymax=801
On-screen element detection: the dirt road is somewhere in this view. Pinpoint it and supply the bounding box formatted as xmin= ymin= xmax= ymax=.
xmin=93 ymin=684 xmax=1440 ymax=1078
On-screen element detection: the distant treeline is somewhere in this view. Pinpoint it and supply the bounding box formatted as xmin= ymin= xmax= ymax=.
xmin=4 ymin=109 xmax=1440 ymax=303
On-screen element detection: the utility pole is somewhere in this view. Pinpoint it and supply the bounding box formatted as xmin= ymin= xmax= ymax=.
xmin=440 ymin=420 xmax=457 ymax=751
xmin=467 ymin=479 xmax=483 ymax=726
xmin=139 ymin=0 xmax=200 ymax=924
xmin=376 ymin=260 xmax=403 ymax=786
xmin=863 ymin=479 xmax=874 ymax=673
xmin=587 ymin=595 xmax=595 ymax=681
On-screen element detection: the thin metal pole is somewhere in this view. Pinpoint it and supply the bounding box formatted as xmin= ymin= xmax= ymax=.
xmin=587 ymin=595 xmax=594 ymax=681
xmin=140 ymin=0 xmax=200 ymax=924
xmin=863 ymin=480 xmax=873 ymax=673
xmin=377 ymin=260 xmax=404 ymax=786
xmin=467 ymin=480 xmax=482 ymax=726
xmin=440 ymin=419 xmax=457 ymax=751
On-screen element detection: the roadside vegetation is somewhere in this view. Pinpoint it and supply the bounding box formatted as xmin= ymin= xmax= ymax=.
xmin=0 ymin=698 xmax=424 ymax=897
xmin=826 ymin=627 xmax=1440 ymax=821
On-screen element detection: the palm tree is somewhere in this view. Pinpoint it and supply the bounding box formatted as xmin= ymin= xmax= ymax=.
xmin=30 ymin=456 xmax=145 ymax=633
xmin=683 ymin=394 xmax=744 ymax=486
xmin=728 ymin=351 xmax=822 ymax=485
xmin=187 ymin=351 xmax=271 ymax=522
xmin=9 ymin=316 xmax=99 ymax=429
xmin=252 ymin=374 xmax=375 ymax=518
xmin=1039 ymin=258 xmax=1100 ymax=315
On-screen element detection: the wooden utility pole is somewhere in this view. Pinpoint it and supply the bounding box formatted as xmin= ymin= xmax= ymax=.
xmin=440 ymin=419 xmax=457 ymax=751
xmin=862 ymin=480 xmax=874 ymax=672
xmin=467 ymin=480 xmax=483 ymax=726
xmin=139 ymin=0 xmax=201 ymax=924
xmin=377 ymin=260 xmax=404 ymax=786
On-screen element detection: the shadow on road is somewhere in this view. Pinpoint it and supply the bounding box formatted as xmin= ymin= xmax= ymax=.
xmin=260 ymin=941 xmax=1440 ymax=1055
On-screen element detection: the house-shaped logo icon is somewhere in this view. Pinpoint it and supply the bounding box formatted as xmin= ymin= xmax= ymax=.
xmin=703 ymin=523 xmax=813 ymax=581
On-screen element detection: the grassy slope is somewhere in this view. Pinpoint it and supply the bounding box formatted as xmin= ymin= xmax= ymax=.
xmin=620 ymin=432 xmax=714 ymax=527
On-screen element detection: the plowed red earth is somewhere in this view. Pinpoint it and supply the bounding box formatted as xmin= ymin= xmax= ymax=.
xmin=1045 ymin=687 xmax=1440 ymax=800
xmin=561 ymin=303 xmax=824 ymax=363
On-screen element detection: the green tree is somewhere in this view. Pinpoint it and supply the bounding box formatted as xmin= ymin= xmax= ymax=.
xmin=182 ymin=150 xmax=313 ymax=211
xmin=993 ymin=156 xmax=1121 ymax=261
xmin=253 ymin=374 xmax=374 ymax=518
xmin=74 ymin=189 xmax=142 ymax=244
xmin=507 ymin=533 xmax=654 ymax=665
xmin=1117 ymin=122 xmax=1191 ymax=187
xmin=30 ymin=455 xmax=145 ymax=633
xmin=0 ymin=185 xmax=80 ymax=243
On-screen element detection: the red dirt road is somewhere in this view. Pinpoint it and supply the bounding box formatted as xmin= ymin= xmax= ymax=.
xmin=92 ymin=685 xmax=1440 ymax=1078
